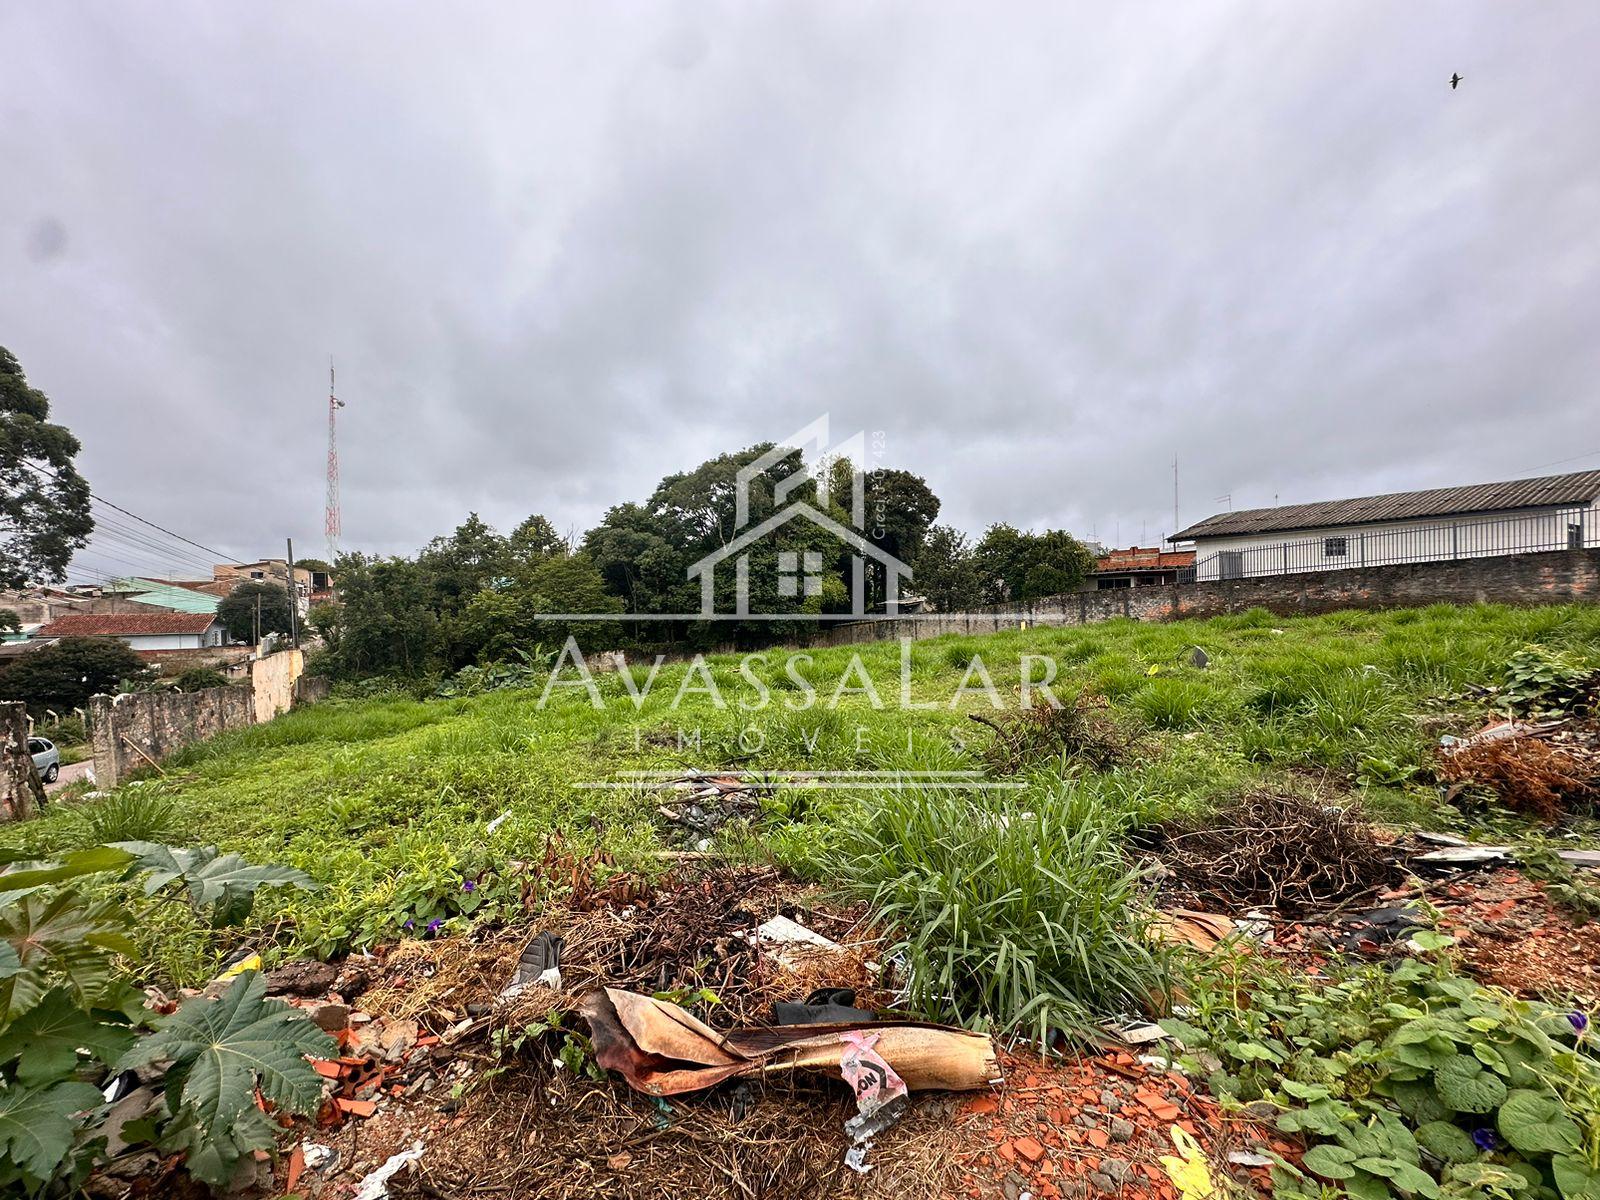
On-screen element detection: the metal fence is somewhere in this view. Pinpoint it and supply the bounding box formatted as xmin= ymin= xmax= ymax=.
xmin=1183 ymin=506 xmax=1595 ymax=582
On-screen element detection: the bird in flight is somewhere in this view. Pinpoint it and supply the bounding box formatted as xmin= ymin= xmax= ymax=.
xmin=1450 ymin=73 xmax=1463 ymax=89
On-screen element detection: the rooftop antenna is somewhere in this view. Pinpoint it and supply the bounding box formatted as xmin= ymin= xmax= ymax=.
xmin=325 ymin=359 xmax=345 ymax=566
xmin=1214 ymin=492 xmax=1232 ymax=511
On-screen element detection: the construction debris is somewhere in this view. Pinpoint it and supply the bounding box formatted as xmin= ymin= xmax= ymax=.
xmin=580 ymin=986 xmax=1001 ymax=1097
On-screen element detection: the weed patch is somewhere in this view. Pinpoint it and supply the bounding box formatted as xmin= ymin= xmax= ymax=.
xmin=824 ymin=783 xmax=1169 ymax=1043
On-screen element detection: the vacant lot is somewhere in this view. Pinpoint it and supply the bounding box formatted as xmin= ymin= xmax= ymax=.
xmin=7 ymin=601 xmax=1596 ymax=982
xmin=10 ymin=600 xmax=1600 ymax=1198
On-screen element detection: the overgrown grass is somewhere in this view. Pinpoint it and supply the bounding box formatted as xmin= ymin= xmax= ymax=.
xmin=821 ymin=780 xmax=1170 ymax=1044
xmin=4 ymin=601 xmax=1597 ymax=997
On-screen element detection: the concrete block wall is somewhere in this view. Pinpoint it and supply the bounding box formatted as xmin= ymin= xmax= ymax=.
xmin=89 ymin=686 xmax=256 ymax=788
xmin=811 ymin=548 xmax=1600 ymax=648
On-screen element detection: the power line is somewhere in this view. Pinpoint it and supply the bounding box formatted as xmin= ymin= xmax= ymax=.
xmin=1519 ymin=448 xmax=1600 ymax=474
xmin=22 ymin=459 xmax=245 ymax=566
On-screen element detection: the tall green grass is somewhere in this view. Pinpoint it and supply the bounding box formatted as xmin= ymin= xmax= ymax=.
xmin=823 ymin=782 xmax=1169 ymax=1044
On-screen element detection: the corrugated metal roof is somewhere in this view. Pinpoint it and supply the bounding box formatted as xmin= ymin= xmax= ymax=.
xmin=38 ymin=612 xmax=220 ymax=637
xmin=110 ymin=578 xmax=223 ymax=613
xmin=1171 ymin=470 xmax=1600 ymax=541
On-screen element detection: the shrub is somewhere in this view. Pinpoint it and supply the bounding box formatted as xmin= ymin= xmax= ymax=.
xmin=75 ymin=789 xmax=184 ymax=844
xmin=1168 ymin=952 xmax=1600 ymax=1200
xmin=1500 ymin=645 xmax=1599 ymax=717
xmin=824 ymin=783 xmax=1169 ymax=1043
xmin=172 ymin=667 xmax=230 ymax=693
xmin=0 ymin=845 xmax=329 ymax=1192
xmin=0 ymin=637 xmax=149 ymax=710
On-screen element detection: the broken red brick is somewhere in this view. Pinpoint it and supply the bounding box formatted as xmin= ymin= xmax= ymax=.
xmin=1013 ymin=1136 xmax=1046 ymax=1164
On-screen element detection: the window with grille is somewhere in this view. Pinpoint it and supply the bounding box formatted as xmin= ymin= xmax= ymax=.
xmin=1324 ymin=537 xmax=1348 ymax=557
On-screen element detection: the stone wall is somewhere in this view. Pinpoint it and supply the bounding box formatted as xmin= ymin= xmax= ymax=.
xmin=89 ymin=686 xmax=256 ymax=788
xmin=811 ymin=548 xmax=1600 ymax=648
xmin=0 ymin=702 xmax=43 ymax=823
xmin=294 ymin=674 xmax=331 ymax=705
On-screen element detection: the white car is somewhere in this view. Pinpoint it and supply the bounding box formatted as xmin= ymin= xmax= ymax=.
xmin=29 ymin=737 xmax=60 ymax=784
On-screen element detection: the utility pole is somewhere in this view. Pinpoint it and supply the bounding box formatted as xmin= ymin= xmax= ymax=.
xmin=285 ymin=537 xmax=300 ymax=649
xmin=253 ymin=593 xmax=262 ymax=647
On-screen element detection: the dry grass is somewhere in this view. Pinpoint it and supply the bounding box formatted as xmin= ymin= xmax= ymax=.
xmin=1439 ymin=730 xmax=1600 ymax=821
xmin=388 ymin=1063 xmax=966 ymax=1200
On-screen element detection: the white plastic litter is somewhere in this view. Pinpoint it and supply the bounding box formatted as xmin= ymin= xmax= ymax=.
xmin=352 ymin=1141 xmax=424 ymax=1200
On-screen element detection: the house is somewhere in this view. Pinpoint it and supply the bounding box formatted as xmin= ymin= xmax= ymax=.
xmin=35 ymin=612 xmax=229 ymax=652
xmin=1090 ymin=546 xmax=1196 ymax=589
xmin=1171 ymin=470 xmax=1600 ymax=582
xmin=212 ymin=560 xmax=329 ymax=615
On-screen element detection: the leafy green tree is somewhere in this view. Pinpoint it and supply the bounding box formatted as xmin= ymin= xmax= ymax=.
xmin=0 ymin=610 xmax=19 ymax=635
xmin=508 ymin=514 xmax=564 ymax=565
xmin=0 ymin=347 xmax=94 ymax=587
xmin=217 ymin=581 xmax=293 ymax=644
xmin=584 ymin=443 xmax=877 ymax=644
xmin=916 ymin=525 xmax=983 ymax=611
xmin=311 ymin=554 xmax=443 ymax=678
xmin=0 ymin=637 xmax=148 ymax=709
xmin=972 ymin=524 xmax=1094 ymax=603
xmin=457 ymin=552 xmax=622 ymax=660
xmin=419 ymin=514 xmax=511 ymax=617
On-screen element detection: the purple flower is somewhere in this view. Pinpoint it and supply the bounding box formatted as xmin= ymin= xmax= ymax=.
xmin=426 ymin=918 xmax=443 ymax=935
xmin=402 ymin=919 xmax=414 ymax=931
xmin=462 ymin=880 xmax=476 ymax=893
xmin=1472 ymin=1128 xmax=1496 ymax=1152
xmin=1570 ymin=1011 xmax=1589 ymax=1034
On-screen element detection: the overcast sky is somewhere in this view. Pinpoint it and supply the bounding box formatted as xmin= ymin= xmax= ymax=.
xmin=2 ymin=2 xmax=1597 ymax=581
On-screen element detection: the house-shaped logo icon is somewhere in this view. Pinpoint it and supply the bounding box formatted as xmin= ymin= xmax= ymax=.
xmin=686 ymin=417 xmax=912 ymax=618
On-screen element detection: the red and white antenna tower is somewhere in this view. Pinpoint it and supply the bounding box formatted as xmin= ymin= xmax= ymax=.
xmin=325 ymin=359 xmax=345 ymax=565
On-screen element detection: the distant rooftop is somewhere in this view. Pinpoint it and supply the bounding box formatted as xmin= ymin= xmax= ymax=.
xmin=1094 ymin=546 xmax=1195 ymax=572
xmin=37 ymin=612 xmax=219 ymax=638
xmin=1171 ymin=470 xmax=1600 ymax=542
xmin=109 ymin=578 xmax=223 ymax=614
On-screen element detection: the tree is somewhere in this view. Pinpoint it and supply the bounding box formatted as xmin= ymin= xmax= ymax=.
xmin=508 ymin=514 xmax=564 ymax=566
xmin=0 ymin=347 xmax=94 ymax=587
xmin=862 ymin=468 xmax=941 ymax=568
xmin=217 ymin=581 xmax=294 ymax=644
xmin=916 ymin=525 xmax=983 ymax=612
xmin=457 ymin=551 xmax=622 ymax=660
xmin=0 ymin=610 xmax=19 ymax=635
xmin=311 ymin=554 xmax=443 ymax=678
xmin=0 ymin=636 xmax=148 ymax=709
xmin=972 ymin=524 xmax=1095 ymax=603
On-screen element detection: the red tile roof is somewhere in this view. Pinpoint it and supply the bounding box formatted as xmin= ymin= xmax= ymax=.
xmin=36 ymin=612 xmax=220 ymax=638
xmin=1094 ymin=546 xmax=1196 ymax=572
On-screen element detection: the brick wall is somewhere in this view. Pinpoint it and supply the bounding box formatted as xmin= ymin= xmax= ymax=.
xmin=811 ymin=548 xmax=1600 ymax=648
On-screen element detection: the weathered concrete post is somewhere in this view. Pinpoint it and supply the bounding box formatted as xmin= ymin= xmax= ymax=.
xmin=0 ymin=701 xmax=44 ymax=823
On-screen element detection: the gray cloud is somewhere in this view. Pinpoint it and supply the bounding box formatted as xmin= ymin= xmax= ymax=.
xmin=1 ymin=1 xmax=1596 ymax=580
